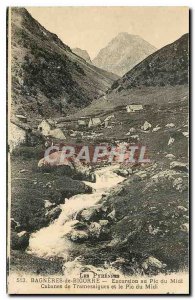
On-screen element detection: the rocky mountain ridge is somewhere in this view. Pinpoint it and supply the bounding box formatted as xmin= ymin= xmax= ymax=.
xmin=111 ymin=33 xmax=189 ymax=92
xmin=93 ymin=32 xmax=156 ymax=76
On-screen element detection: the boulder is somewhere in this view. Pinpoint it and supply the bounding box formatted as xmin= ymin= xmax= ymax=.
xmin=77 ymin=205 xmax=102 ymax=222
xmin=72 ymin=159 xmax=94 ymax=180
xmin=38 ymin=152 xmax=74 ymax=168
xmin=115 ymin=168 xmax=133 ymax=177
xmin=78 ymin=204 xmax=113 ymax=224
xmin=125 ymin=127 xmax=136 ymax=136
xmin=148 ymin=225 xmax=160 ymax=235
xmin=110 ymin=257 xmax=127 ymax=268
xmin=177 ymin=206 xmax=188 ymax=212
xmin=173 ymin=177 xmax=185 ymax=192
xmin=152 ymin=170 xmax=178 ymax=182
xmin=173 ymin=177 xmax=183 ymax=185
xmin=130 ymin=135 xmax=140 ymax=141
xmin=141 ymin=121 xmax=152 ymax=131
xmin=101 ymin=205 xmax=109 ymax=213
xmin=38 ymin=151 xmax=96 ymax=182
xmin=44 ymin=200 xmax=56 ymax=209
xmin=127 ymin=168 xmax=133 ymax=175
xmin=165 ymin=153 xmax=175 ymax=159
xmin=100 ymin=222 xmax=110 ymax=237
xmin=72 ymin=222 xmax=88 ymax=231
xmin=19 ymin=169 xmax=27 ymax=173
xmin=115 ymin=169 xmax=129 ymax=177
xmin=142 ymin=256 xmax=166 ymax=270
xmin=46 ymin=206 xmax=62 ymax=221
xmin=88 ymin=222 xmax=101 ymax=238
xmin=83 ymin=184 xmax=94 ymax=194
xmin=107 ymin=209 xmax=116 ymax=221
xmin=170 ymin=161 xmax=188 ymax=172
xmin=165 ymin=123 xmax=175 ymax=128
xmin=180 ymin=223 xmax=189 ymax=233
xmin=136 ymin=170 xmax=147 ymax=179
xmin=73 ymin=168 xmax=96 ymax=183
xmin=11 ymin=231 xmax=30 ymax=250
xmin=152 ymin=126 xmax=161 ymax=132
xmin=69 ymin=230 xmax=89 ymax=242
xmin=129 ymin=127 xmax=136 ymax=133
xmin=99 ymin=219 xmax=109 ymax=226
xmin=182 ymin=132 xmax=189 ymax=138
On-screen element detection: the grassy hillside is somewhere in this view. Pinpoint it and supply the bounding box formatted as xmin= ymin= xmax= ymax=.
xmin=67 ymin=33 xmax=189 ymax=119
xmin=111 ymin=34 xmax=189 ymax=91
xmin=10 ymin=8 xmax=118 ymax=118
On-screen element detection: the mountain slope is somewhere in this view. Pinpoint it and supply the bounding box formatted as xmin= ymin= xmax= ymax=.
xmin=111 ymin=34 xmax=189 ymax=92
xmin=93 ymin=32 xmax=156 ymax=76
xmin=70 ymin=34 xmax=189 ymax=118
xmin=72 ymin=48 xmax=92 ymax=64
xmin=10 ymin=8 xmax=118 ymax=118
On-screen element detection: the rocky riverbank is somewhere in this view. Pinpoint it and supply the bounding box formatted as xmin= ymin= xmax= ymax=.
xmin=11 ymin=159 xmax=188 ymax=277
xmin=10 ymin=151 xmax=96 ymax=273
xmin=10 ymin=134 xmax=188 ymax=277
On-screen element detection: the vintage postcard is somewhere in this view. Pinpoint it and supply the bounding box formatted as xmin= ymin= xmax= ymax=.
xmin=7 ymin=6 xmax=189 ymax=294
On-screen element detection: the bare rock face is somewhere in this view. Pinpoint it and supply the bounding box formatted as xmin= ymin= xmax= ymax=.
xmin=93 ymin=32 xmax=156 ymax=76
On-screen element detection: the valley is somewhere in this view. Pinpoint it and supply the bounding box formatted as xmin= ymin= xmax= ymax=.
xmin=8 ymin=7 xmax=189 ymax=288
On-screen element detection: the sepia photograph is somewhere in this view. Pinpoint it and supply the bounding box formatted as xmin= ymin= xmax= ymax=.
xmin=7 ymin=5 xmax=189 ymax=294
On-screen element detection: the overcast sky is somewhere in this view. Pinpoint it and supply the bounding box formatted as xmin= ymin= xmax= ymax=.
xmin=27 ymin=6 xmax=189 ymax=59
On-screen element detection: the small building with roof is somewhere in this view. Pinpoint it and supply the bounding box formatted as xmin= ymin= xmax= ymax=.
xmin=88 ymin=117 xmax=102 ymax=128
xmin=38 ymin=119 xmax=55 ymax=136
xmin=15 ymin=114 xmax=27 ymax=123
xmin=78 ymin=119 xmax=87 ymax=127
xmin=126 ymin=104 xmax=143 ymax=113
xmin=49 ymin=128 xmax=66 ymax=140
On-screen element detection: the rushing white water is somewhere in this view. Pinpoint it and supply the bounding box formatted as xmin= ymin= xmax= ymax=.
xmin=28 ymin=165 xmax=124 ymax=259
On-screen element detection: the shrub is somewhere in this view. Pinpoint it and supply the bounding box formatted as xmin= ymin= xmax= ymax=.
xmin=12 ymin=145 xmax=43 ymax=160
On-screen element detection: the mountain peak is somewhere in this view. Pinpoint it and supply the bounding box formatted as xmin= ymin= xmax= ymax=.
xmin=93 ymin=33 xmax=156 ymax=76
xmin=111 ymin=33 xmax=189 ymax=92
xmin=117 ymin=32 xmax=138 ymax=38
xmin=117 ymin=32 xmax=130 ymax=37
